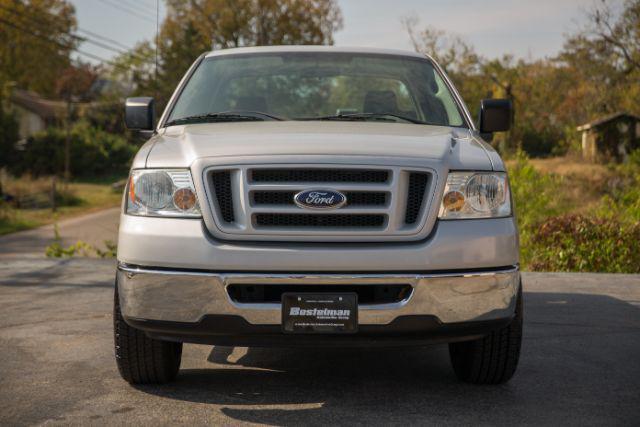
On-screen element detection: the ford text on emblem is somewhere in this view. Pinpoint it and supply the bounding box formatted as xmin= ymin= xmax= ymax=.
xmin=294 ymin=189 xmax=347 ymax=210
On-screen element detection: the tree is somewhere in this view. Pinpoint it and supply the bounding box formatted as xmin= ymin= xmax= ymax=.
xmin=403 ymin=18 xmax=514 ymax=150
xmin=0 ymin=0 xmax=77 ymax=97
xmin=586 ymin=0 xmax=640 ymax=75
xmin=402 ymin=17 xmax=489 ymax=114
xmin=403 ymin=17 xmax=481 ymax=77
xmin=55 ymin=63 xmax=98 ymax=180
xmin=402 ymin=9 xmax=640 ymax=157
xmin=559 ymin=0 xmax=640 ymax=117
xmin=111 ymin=0 xmax=343 ymax=107
xmin=0 ymin=89 xmax=19 ymax=170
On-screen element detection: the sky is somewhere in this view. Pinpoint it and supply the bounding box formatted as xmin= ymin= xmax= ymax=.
xmin=69 ymin=0 xmax=616 ymax=65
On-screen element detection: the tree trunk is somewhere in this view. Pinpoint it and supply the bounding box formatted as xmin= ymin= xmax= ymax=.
xmin=64 ymin=98 xmax=71 ymax=183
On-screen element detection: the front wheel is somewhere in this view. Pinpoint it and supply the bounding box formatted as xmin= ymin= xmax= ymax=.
xmin=448 ymin=284 xmax=523 ymax=384
xmin=113 ymin=283 xmax=182 ymax=384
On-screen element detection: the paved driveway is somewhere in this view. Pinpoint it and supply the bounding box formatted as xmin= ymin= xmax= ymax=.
xmin=0 ymin=258 xmax=638 ymax=426
xmin=0 ymin=208 xmax=120 ymax=258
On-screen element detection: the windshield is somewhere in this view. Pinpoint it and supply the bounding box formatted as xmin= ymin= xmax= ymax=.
xmin=165 ymin=52 xmax=466 ymax=127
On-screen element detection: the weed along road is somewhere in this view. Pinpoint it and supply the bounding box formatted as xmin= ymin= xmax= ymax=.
xmin=0 ymin=257 xmax=638 ymax=425
xmin=0 ymin=208 xmax=120 ymax=258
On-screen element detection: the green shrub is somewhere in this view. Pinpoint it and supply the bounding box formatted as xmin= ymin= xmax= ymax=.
xmin=508 ymin=151 xmax=563 ymax=229
xmin=528 ymin=214 xmax=640 ymax=273
xmin=505 ymin=151 xmax=640 ymax=272
xmin=507 ymin=151 xmax=566 ymax=267
xmin=0 ymin=103 xmax=19 ymax=169
xmin=596 ymin=150 xmax=640 ymax=222
xmin=8 ymin=121 xmax=136 ymax=178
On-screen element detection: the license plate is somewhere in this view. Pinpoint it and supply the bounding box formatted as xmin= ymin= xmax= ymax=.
xmin=282 ymin=293 xmax=358 ymax=334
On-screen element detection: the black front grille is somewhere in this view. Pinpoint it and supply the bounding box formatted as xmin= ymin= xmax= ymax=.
xmin=210 ymin=171 xmax=234 ymax=222
xmin=405 ymin=172 xmax=429 ymax=224
xmin=228 ymin=284 xmax=413 ymax=305
xmin=255 ymin=214 xmax=385 ymax=228
xmin=251 ymin=168 xmax=389 ymax=183
xmin=346 ymin=192 xmax=387 ymax=206
xmin=252 ymin=191 xmax=387 ymax=206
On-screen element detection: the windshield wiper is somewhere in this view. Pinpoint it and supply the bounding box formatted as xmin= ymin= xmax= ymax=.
xmin=296 ymin=112 xmax=426 ymax=124
xmin=164 ymin=111 xmax=283 ymax=127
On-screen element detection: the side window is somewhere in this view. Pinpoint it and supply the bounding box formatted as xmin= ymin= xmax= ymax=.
xmin=432 ymin=72 xmax=464 ymax=126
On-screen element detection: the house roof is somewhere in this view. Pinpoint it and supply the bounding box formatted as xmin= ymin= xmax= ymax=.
xmin=577 ymin=112 xmax=640 ymax=132
xmin=9 ymin=89 xmax=67 ymax=120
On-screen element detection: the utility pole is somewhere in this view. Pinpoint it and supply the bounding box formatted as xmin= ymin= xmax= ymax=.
xmin=64 ymin=95 xmax=71 ymax=183
xmin=51 ymin=176 xmax=57 ymax=212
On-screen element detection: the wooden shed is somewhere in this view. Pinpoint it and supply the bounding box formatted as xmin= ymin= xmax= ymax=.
xmin=577 ymin=112 xmax=640 ymax=162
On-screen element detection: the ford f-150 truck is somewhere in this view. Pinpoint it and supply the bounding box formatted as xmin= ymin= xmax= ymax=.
xmin=115 ymin=46 xmax=522 ymax=385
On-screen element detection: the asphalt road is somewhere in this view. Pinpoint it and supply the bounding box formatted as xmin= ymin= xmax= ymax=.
xmin=0 ymin=258 xmax=639 ymax=426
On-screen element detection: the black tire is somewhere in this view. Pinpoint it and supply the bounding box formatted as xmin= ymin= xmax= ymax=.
xmin=113 ymin=283 xmax=182 ymax=384
xmin=448 ymin=284 xmax=523 ymax=385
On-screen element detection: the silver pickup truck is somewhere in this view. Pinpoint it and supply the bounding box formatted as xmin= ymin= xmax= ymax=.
xmin=115 ymin=46 xmax=522 ymax=385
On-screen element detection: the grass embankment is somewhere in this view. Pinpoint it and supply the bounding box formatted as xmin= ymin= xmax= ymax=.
xmin=507 ymin=152 xmax=640 ymax=273
xmin=0 ymin=175 xmax=123 ymax=236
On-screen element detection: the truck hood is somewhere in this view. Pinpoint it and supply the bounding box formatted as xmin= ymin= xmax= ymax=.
xmin=141 ymin=121 xmax=495 ymax=170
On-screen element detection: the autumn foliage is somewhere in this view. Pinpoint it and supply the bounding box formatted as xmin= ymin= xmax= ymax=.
xmin=528 ymin=214 xmax=640 ymax=273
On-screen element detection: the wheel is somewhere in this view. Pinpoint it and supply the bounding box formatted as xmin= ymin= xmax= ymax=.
xmin=113 ymin=282 xmax=182 ymax=384
xmin=448 ymin=283 xmax=523 ymax=385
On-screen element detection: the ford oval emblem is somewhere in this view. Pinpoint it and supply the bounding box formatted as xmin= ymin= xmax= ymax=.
xmin=294 ymin=189 xmax=347 ymax=210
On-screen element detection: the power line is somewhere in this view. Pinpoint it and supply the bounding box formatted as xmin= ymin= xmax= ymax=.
xmin=73 ymin=33 xmax=154 ymax=64
xmin=0 ymin=16 xmax=74 ymax=50
xmin=0 ymin=4 xmax=154 ymax=64
xmin=76 ymin=33 xmax=154 ymax=65
xmin=77 ymin=28 xmax=134 ymax=51
xmin=0 ymin=18 xmax=132 ymax=72
xmin=138 ymin=0 xmax=161 ymax=10
xmin=0 ymin=3 xmax=135 ymax=52
xmin=97 ymin=0 xmax=156 ymax=25
xmin=131 ymin=0 xmax=160 ymax=13
xmin=121 ymin=0 xmax=158 ymax=16
xmin=0 ymin=4 xmax=73 ymax=44
xmin=76 ymin=34 xmax=132 ymax=57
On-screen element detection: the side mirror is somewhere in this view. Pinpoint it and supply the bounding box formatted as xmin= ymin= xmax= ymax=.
xmin=479 ymin=99 xmax=512 ymax=133
xmin=125 ymin=97 xmax=155 ymax=131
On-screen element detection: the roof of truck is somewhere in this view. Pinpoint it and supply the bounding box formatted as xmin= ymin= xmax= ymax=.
xmin=204 ymin=45 xmax=428 ymax=59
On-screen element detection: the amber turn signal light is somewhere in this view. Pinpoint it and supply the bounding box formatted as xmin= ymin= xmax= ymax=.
xmin=442 ymin=191 xmax=465 ymax=212
xmin=128 ymin=175 xmax=136 ymax=204
xmin=173 ymin=188 xmax=197 ymax=211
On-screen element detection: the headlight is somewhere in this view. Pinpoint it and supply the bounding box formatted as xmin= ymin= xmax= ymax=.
xmin=438 ymin=172 xmax=511 ymax=219
xmin=127 ymin=169 xmax=201 ymax=217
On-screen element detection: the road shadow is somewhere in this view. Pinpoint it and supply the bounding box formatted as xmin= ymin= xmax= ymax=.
xmin=134 ymin=292 xmax=640 ymax=425
xmin=0 ymin=259 xmax=114 ymax=289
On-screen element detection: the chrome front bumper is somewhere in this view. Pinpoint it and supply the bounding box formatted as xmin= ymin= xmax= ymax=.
xmin=117 ymin=264 xmax=520 ymax=325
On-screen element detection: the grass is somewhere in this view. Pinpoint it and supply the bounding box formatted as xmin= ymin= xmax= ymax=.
xmin=506 ymin=155 xmax=616 ymax=214
xmin=506 ymin=152 xmax=640 ymax=273
xmin=0 ymin=177 xmax=124 ymax=236
xmin=0 ymin=213 xmax=37 ymax=235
